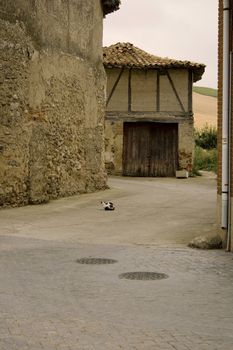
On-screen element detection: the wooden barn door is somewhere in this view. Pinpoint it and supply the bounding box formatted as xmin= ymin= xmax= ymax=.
xmin=123 ymin=122 xmax=178 ymax=177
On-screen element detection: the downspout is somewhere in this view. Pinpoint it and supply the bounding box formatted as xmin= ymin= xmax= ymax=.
xmin=226 ymin=52 xmax=232 ymax=251
xmin=222 ymin=0 xmax=231 ymax=250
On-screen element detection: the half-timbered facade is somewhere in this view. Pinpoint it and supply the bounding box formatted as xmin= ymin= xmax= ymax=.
xmin=103 ymin=43 xmax=205 ymax=177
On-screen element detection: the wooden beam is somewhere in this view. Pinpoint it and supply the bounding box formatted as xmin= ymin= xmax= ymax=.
xmin=106 ymin=114 xmax=191 ymax=123
xmin=106 ymin=67 xmax=124 ymax=106
xmin=128 ymin=69 xmax=132 ymax=112
xmin=106 ymin=111 xmax=192 ymax=119
xmin=156 ymin=71 xmax=160 ymax=111
xmin=165 ymin=70 xmax=186 ymax=112
xmin=188 ymin=70 xmax=193 ymax=113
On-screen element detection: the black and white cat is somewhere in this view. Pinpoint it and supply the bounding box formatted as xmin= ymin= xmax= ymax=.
xmin=101 ymin=201 xmax=115 ymax=210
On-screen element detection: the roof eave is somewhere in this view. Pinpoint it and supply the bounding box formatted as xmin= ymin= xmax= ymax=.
xmin=102 ymin=0 xmax=121 ymax=16
xmin=192 ymin=66 xmax=206 ymax=83
xmin=104 ymin=63 xmax=206 ymax=79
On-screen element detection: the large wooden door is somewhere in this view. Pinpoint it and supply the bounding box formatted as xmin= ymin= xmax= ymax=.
xmin=123 ymin=122 xmax=178 ymax=177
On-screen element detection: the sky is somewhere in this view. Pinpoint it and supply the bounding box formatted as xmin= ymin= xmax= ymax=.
xmin=103 ymin=0 xmax=218 ymax=88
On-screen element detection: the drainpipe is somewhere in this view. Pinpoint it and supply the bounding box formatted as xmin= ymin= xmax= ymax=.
xmin=226 ymin=52 xmax=232 ymax=251
xmin=222 ymin=0 xmax=231 ymax=250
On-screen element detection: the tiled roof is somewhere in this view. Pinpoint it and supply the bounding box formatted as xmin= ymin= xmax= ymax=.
xmin=102 ymin=0 xmax=121 ymax=16
xmin=103 ymin=42 xmax=205 ymax=82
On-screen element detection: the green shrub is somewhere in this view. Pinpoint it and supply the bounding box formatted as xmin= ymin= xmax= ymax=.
xmin=192 ymin=146 xmax=217 ymax=174
xmin=190 ymin=126 xmax=217 ymax=176
xmin=195 ymin=125 xmax=217 ymax=150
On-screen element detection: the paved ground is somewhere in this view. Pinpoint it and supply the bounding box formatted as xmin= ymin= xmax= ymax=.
xmin=0 ymin=176 xmax=233 ymax=350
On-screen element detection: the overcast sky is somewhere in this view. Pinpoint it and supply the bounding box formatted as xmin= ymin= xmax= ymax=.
xmin=103 ymin=0 xmax=218 ymax=88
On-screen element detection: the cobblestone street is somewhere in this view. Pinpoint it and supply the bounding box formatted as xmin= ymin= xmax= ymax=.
xmin=0 ymin=176 xmax=233 ymax=349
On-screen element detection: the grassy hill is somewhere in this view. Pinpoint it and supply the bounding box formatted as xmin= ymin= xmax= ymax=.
xmin=193 ymin=91 xmax=217 ymax=128
xmin=193 ymin=86 xmax=218 ymax=98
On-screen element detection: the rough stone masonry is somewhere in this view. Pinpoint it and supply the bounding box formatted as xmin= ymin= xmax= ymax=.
xmin=0 ymin=0 xmax=109 ymax=207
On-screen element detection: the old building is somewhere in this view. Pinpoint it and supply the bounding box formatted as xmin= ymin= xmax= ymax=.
xmin=0 ymin=0 xmax=120 ymax=207
xmin=218 ymin=0 xmax=233 ymax=250
xmin=103 ymin=43 xmax=205 ymax=177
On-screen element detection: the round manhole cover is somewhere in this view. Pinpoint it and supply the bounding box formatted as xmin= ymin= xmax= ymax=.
xmin=76 ymin=258 xmax=118 ymax=265
xmin=119 ymin=272 xmax=169 ymax=280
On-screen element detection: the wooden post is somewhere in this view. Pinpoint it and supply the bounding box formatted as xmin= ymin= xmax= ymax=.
xmin=156 ymin=71 xmax=160 ymax=111
xmin=128 ymin=68 xmax=132 ymax=112
xmin=188 ymin=70 xmax=193 ymax=113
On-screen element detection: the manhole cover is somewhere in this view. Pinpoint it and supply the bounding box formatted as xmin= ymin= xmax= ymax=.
xmin=76 ymin=258 xmax=118 ymax=265
xmin=119 ymin=272 xmax=169 ymax=280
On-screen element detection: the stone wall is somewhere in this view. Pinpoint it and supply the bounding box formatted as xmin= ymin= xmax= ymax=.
xmin=0 ymin=0 xmax=107 ymax=207
xmin=105 ymin=120 xmax=123 ymax=174
xmin=178 ymin=119 xmax=194 ymax=172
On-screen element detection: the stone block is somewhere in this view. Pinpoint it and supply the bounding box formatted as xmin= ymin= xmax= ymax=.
xmin=176 ymin=170 xmax=189 ymax=178
xmin=188 ymin=235 xmax=222 ymax=250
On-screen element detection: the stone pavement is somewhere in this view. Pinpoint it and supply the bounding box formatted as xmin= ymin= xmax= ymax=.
xmin=0 ymin=176 xmax=233 ymax=350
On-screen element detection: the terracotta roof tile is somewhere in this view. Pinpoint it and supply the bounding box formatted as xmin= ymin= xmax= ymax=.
xmin=103 ymin=42 xmax=205 ymax=82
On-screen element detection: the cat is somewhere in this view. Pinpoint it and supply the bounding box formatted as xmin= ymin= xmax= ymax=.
xmin=101 ymin=201 xmax=115 ymax=210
